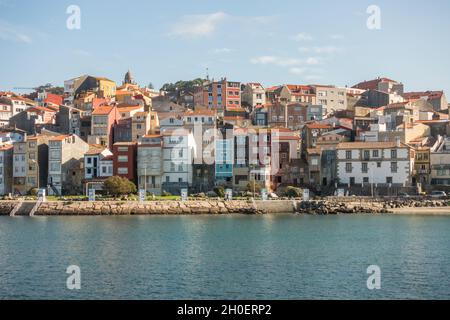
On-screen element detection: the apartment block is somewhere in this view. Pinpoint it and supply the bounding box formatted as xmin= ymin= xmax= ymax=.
xmin=137 ymin=135 xmax=163 ymax=195
xmin=113 ymin=142 xmax=137 ymax=184
xmin=48 ymin=134 xmax=90 ymax=195
xmin=336 ymin=141 xmax=412 ymax=186
xmin=0 ymin=145 xmax=13 ymax=195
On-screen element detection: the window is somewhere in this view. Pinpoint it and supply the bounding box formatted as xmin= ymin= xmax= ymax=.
xmin=118 ymin=167 xmax=128 ymax=175
xmin=50 ymin=162 xmax=60 ymax=172
xmin=377 ymin=162 xmax=381 ymax=168
xmin=391 ymin=149 xmax=397 ymax=159
xmin=363 ymin=177 xmax=369 ymax=183
xmin=87 ymin=158 xmax=92 ymax=164
xmin=362 ymin=163 xmax=368 ymax=173
xmin=118 ymin=147 xmax=128 ymax=152
xmin=391 ymin=162 xmax=398 ymax=173
xmin=363 ymin=150 xmax=370 ymax=160
xmin=386 ymin=177 xmax=393 ymax=184
xmin=345 ymin=163 xmax=352 ymax=173
xmin=118 ymin=155 xmax=128 ymax=162
xmin=345 ymin=150 xmax=352 ymax=160
xmin=373 ymin=150 xmax=379 ymax=158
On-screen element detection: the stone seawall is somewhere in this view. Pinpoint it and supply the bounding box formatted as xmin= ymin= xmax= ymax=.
xmin=0 ymin=202 xmax=16 ymax=216
xmin=34 ymin=200 xmax=263 ymax=216
xmin=1 ymin=199 xmax=448 ymax=216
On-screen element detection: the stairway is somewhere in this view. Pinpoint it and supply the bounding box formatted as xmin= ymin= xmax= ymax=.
xmin=10 ymin=201 xmax=38 ymax=216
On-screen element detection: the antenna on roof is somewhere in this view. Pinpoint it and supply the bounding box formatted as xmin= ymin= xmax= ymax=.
xmin=206 ymin=68 xmax=210 ymax=81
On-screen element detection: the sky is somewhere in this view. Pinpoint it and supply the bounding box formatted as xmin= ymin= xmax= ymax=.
xmin=1 ymin=0 xmax=450 ymax=95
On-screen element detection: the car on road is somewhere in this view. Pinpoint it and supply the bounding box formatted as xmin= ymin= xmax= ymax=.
xmin=429 ymin=191 xmax=447 ymax=198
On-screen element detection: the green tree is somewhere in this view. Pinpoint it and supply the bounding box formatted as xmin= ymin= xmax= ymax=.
xmin=213 ymin=186 xmax=225 ymax=198
xmin=104 ymin=176 xmax=137 ymax=197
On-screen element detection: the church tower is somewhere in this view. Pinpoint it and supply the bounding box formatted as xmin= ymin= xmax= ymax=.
xmin=123 ymin=70 xmax=136 ymax=85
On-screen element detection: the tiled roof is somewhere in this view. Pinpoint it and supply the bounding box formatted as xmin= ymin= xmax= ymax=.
xmin=352 ymin=77 xmax=397 ymax=90
xmin=337 ymin=141 xmax=409 ymax=149
xmin=306 ymin=123 xmax=332 ymax=129
xmin=50 ymin=135 xmax=71 ymax=141
xmin=92 ymin=105 xmax=114 ymax=115
xmin=403 ymin=91 xmax=444 ymax=100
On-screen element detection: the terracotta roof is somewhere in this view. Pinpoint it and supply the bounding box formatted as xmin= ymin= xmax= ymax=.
xmin=403 ymin=91 xmax=444 ymax=100
xmin=352 ymin=77 xmax=397 ymax=90
xmin=184 ymin=109 xmax=216 ymax=116
xmin=306 ymin=123 xmax=332 ymax=129
xmin=26 ymin=106 xmax=55 ymax=113
xmin=337 ymin=141 xmax=409 ymax=149
xmin=92 ymin=105 xmax=114 ymax=115
xmin=50 ymin=135 xmax=71 ymax=141
xmin=307 ymin=148 xmax=321 ymax=154
xmin=143 ymin=134 xmax=162 ymax=138
xmin=0 ymin=145 xmax=13 ymax=151
xmin=117 ymin=105 xmax=143 ymax=112
xmin=162 ymin=129 xmax=190 ymax=136
xmin=86 ymin=144 xmax=107 ymax=155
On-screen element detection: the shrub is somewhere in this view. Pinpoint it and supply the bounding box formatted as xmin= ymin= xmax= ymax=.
xmin=284 ymin=186 xmax=302 ymax=198
xmin=104 ymin=176 xmax=137 ymax=197
xmin=213 ymin=186 xmax=225 ymax=198
xmin=29 ymin=188 xmax=39 ymax=196
xmin=246 ymin=182 xmax=261 ymax=195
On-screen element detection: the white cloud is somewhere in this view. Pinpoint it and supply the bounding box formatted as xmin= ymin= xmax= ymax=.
xmin=298 ymin=46 xmax=343 ymax=55
xmin=169 ymin=12 xmax=275 ymax=39
xmin=0 ymin=21 xmax=32 ymax=44
xmin=169 ymin=12 xmax=227 ymax=38
xmin=306 ymin=57 xmax=320 ymax=65
xmin=210 ymin=48 xmax=234 ymax=54
xmin=250 ymin=56 xmax=303 ymax=67
xmin=293 ymin=32 xmax=313 ymax=41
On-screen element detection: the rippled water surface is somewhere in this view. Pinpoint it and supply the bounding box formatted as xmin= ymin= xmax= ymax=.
xmin=0 ymin=214 xmax=449 ymax=299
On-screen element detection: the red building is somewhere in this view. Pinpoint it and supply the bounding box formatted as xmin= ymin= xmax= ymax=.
xmin=193 ymin=78 xmax=241 ymax=113
xmin=112 ymin=142 xmax=137 ymax=184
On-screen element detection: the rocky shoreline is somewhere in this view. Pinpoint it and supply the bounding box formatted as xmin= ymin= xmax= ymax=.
xmin=294 ymin=199 xmax=450 ymax=215
xmin=0 ymin=199 xmax=449 ymax=216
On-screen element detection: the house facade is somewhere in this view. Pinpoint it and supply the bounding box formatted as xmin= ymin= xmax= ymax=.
xmin=337 ymin=141 xmax=412 ymax=186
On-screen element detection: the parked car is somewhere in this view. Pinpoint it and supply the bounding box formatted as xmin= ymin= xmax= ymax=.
xmin=429 ymin=191 xmax=447 ymax=198
xmin=398 ymin=192 xmax=412 ymax=198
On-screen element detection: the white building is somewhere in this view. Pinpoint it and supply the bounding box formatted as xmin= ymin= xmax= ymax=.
xmin=137 ymin=134 xmax=163 ymax=195
xmin=0 ymin=103 xmax=12 ymax=127
xmin=242 ymin=83 xmax=266 ymax=110
xmin=337 ymin=141 xmax=412 ymax=186
xmin=84 ymin=145 xmax=113 ymax=180
xmin=162 ymin=129 xmax=196 ymax=195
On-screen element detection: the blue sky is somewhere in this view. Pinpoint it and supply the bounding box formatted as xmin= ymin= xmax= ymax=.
xmin=1 ymin=0 xmax=450 ymax=94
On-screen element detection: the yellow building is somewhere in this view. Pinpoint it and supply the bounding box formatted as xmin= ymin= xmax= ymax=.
xmin=413 ymin=147 xmax=430 ymax=185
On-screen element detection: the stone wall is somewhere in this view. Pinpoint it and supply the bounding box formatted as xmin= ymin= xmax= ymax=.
xmin=0 ymin=202 xmax=16 ymax=216
xmin=35 ymin=200 xmax=263 ymax=216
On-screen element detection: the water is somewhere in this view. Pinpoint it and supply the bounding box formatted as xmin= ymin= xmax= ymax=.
xmin=0 ymin=214 xmax=449 ymax=300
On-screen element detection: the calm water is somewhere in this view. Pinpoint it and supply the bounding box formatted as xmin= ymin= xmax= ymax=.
xmin=0 ymin=214 xmax=449 ymax=300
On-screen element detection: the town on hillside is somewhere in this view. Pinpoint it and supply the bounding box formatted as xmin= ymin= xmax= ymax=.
xmin=0 ymin=72 xmax=449 ymax=198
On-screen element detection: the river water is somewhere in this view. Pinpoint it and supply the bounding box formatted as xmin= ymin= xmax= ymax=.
xmin=0 ymin=214 xmax=449 ymax=299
